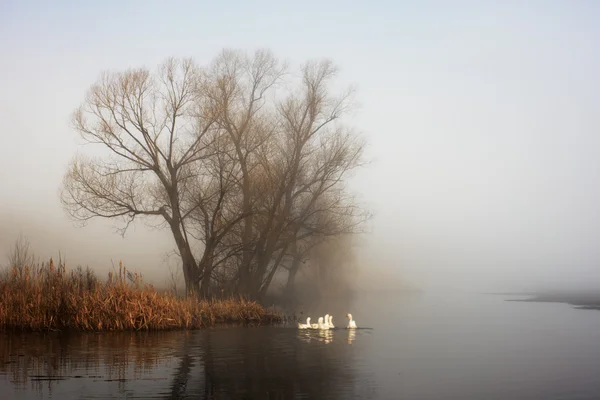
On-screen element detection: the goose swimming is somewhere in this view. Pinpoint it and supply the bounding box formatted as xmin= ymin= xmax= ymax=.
xmin=297 ymin=317 xmax=311 ymax=329
xmin=323 ymin=314 xmax=331 ymax=329
xmin=346 ymin=313 xmax=357 ymax=329
xmin=317 ymin=317 xmax=329 ymax=330
xmin=310 ymin=318 xmax=320 ymax=329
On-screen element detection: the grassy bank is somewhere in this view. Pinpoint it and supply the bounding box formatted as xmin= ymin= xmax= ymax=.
xmin=0 ymin=259 xmax=281 ymax=332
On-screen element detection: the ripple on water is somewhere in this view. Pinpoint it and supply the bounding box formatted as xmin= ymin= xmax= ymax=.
xmin=0 ymin=327 xmax=376 ymax=399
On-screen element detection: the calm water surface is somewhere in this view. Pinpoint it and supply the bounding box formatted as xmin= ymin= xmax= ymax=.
xmin=2 ymin=292 xmax=600 ymax=399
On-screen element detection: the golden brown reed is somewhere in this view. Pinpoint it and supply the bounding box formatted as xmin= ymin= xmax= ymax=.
xmin=0 ymin=259 xmax=281 ymax=332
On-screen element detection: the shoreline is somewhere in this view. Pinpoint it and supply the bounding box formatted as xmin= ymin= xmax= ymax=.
xmin=503 ymin=291 xmax=600 ymax=311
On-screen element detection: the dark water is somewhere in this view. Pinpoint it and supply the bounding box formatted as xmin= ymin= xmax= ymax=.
xmin=2 ymin=292 xmax=600 ymax=399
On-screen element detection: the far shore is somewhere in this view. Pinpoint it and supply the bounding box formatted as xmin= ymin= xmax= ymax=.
xmin=500 ymin=291 xmax=600 ymax=311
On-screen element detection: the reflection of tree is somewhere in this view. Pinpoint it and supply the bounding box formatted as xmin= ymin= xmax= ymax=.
xmin=0 ymin=329 xmax=374 ymax=398
xmin=0 ymin=332 xmax=172 ymax=393
xmin=195 ymin=327 xmax=371 ymax=398
xmin=167 ymin=332 xmax=194 ymax=399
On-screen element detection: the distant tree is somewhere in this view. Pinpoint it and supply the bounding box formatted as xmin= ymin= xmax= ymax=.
xmin=5 ymin=234 xmax=37 ymax=277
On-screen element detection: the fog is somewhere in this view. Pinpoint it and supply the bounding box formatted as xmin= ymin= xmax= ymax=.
xmin=1 ymin=1 xmax=599 ymax=294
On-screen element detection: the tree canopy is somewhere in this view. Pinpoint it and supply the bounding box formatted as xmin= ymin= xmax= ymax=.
xmin=61 ymin=49 xmax=370 ymax=299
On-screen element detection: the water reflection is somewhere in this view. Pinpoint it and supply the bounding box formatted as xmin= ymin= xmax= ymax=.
xmin=318 ymin=329 xmax=334 ymax=344
xmin=6 ymin=292 xmax=600 ymax=399
xmin=347 ymin=329 xmax=356 ymax=344
xmin=297 ymin=328 xmax=336 ymax=345
xmin=0 ymin=327 xmax=375 ymax=399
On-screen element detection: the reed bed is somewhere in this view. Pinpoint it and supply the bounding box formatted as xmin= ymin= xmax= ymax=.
xmin=0 ymin=259 xmax=281 ymax=332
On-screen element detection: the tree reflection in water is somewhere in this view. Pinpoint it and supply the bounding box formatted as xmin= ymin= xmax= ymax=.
xmin=0 ymin=328 xmax=375 ymax=399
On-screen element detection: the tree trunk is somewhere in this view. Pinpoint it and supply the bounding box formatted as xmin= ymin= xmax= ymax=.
xmin=199 ymin=249 xmax=214 ymax=298
xmin=285 ymin=260 xmax=300 ymax=293
xmin=285 ymin=241 xmax=300 ymax=293
xmin=257 ymin=246 xmax=289 ymax=301
xmin=169 ymin=220 xmax=199 ymax=297
xmin=235 ymin=157 xmax=254 ymax=298
xmin=182 ymin=252 xmax=200 ymax=296
xmin=239 ymin=212 xmax=253 ymax=297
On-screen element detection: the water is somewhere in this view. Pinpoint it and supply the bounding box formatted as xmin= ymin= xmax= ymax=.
xmin=2 ymin=292 xmax=600 ymax=399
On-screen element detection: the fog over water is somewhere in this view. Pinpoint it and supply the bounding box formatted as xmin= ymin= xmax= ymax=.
xmin=2 ymin=1 xmax=600 ymax=293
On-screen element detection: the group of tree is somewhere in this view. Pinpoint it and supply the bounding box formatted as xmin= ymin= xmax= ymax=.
xmin=60 ymin=49 xmax=370 ymax=300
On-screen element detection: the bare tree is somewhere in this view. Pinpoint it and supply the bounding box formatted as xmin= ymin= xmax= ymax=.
xmin=205 ymin=56 xmax=369 ymax=299
xmin=61 ymin=57 xmax=217 ymax=295
xmin=254 ymin=61 xmax=369 ymax=299
xmin=61 ymin=49 xmax=370 ymax=299
xmin=304 ymin=234 xmax=359 ymax=295
xmin=187 ymin=133 xmax=248 ymax=296
xmin=6 ymin=234 xmax=37 ymax=277
xmin=201 ymin=49 xmax=288 ymax=296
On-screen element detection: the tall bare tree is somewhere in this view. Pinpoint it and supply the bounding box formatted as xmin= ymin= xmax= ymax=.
xmin=186 ymin=133 xmax=247 ymax=296
xmin=60 ymin=58 xmax=218 ymax=294
xmin=61 ymin=49 xmax=369 ymax=298
xmin=255 ymin=61 xmax=368 ymax=299
xmin=204 ymin=55 xmax=369 ymax=299
xmin=201 ymin=49 xmax=288 ymax=296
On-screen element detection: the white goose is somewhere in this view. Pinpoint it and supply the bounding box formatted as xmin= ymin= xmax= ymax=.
xmin=310 ymin=318 xmax=320 ymax=329
xmin=317 ymin=317 xmax=329 ymax=330
xmin=297 ymin=317 xmax=311 ymax=329
xmin=323 ymin=314 xmax=331 ymax=329
xmin=346 ymin=313 xmax=357 ymax=329
xmin=328 ymin=315 xmax=335 ymax=329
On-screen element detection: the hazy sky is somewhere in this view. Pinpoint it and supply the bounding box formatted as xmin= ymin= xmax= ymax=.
xmin=1 ymin=1 xmax=599 ymax=292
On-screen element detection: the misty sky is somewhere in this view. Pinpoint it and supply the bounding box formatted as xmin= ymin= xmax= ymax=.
xmin=1 ymin=1 xmax=600 ymax=293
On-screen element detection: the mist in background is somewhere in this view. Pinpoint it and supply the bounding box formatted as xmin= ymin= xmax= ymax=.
xmin=1 ymin=0 xmax=599 ymax=294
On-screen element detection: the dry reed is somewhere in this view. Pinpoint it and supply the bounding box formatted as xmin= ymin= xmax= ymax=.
xmin=0 ymin=258 xmax=281 ymax=332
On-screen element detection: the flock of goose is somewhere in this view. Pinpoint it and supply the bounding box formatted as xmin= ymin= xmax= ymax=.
xmin=297 ymin=313 xmax=357 ymax=330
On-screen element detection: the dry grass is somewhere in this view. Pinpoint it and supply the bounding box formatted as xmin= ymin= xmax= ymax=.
xmin=0 ymin=259 xmax=281 ymax=332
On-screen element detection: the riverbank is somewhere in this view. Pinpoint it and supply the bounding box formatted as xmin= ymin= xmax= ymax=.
xmin=0 ymin=260 xmax=281 ymax=332
xmin=506 ymin=291 xmax=600 ymax=311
